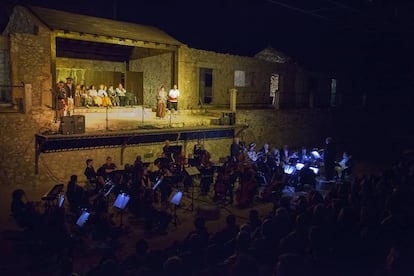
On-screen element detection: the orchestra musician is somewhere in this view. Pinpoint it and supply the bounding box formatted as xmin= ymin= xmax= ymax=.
xmin=99 ymin=156 xmax=117 ymax=183
xmin=247 ymin=143 xmax=259 ymax=163
xmin=230 ymin=137 xmax=242 ymax=162
xmin=280 ymin=144 xmax=290 ymax=164
xmin=193 ymin=140 xmax=205 ymax=167
xmin=162 ymin=140 xmax=174 ymax=163
xmin=323 ymin=137 xmax=336 ymax=181
xmin=236 ymin=162 xmax=257 ymax=208
xmin=261 ymin=162 xmax=287 ymax=202
xmin=298 ymin=146 xmax=311 ymax=163
xmin=214 ymin=160 xmax=237 ymax=204
xmin=335 ymin=151 xmax=353 ymax=180
xmin=259 ymin=143 xmax=270 ymax=156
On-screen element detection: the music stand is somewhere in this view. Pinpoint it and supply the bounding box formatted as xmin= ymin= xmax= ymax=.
xmin=184 ymin=166 xmax=200 ymax=211
xmin=169 ymin=190 xmax=183 ymax=227
xmin=310 ymin=167 xmax=319 ymax=175
xmin=311 ymin=151 xmax=321 ymax=160
xmin=295 ymin=163 xmax=305 ymax=171
xmin=113 ymin=193 xmax=130 ymax=227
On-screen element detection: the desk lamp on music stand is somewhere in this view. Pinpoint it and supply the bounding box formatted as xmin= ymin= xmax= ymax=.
xmin=169 ymin=190 xmax=183 ymax=227
xmin=113 ymin=192 xmax=130 ymax=228
xmin=184 ymin=166 xmax=200 ymax=211
xmin=76 ymin=209 xmax=90 ymax=227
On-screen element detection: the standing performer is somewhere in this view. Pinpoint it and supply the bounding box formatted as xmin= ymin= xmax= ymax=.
xmin=323 ymin=137 xmax=336 ymax=181
xmin=157 ymin=85 xmax=168 ymax=119
xmin=52 ymin=81 xmax=67 ymax=121
xmin=168 ymin=84 xmax=179 ymax=117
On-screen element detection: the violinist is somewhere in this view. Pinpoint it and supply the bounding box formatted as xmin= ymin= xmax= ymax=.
xmin=247 ymin=143 xmax=259 ymax=163
xmin=258 ymin=143 xmax=270 ymax=159
xmin=280 ymin=144 xmax=291 ymax=164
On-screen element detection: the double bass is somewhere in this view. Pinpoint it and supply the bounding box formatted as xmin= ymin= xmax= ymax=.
xmin=236 ymin=163 xmax=257 ymax=208
xmin=261 ymin=165 xmax=287 ymax=202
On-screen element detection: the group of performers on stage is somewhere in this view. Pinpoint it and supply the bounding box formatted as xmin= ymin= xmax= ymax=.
xmin=52 ymin=79 xmax=131 ymax=121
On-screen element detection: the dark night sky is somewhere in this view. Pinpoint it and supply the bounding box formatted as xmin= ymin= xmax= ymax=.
xmin=1 ymin=0 xmax=414 ymax=91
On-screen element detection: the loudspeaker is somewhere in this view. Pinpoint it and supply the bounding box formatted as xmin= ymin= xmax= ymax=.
xmin=60 ymin=116 xmax=74 ymax=135
xmin=221 ymin=116 xmax=230 ymax=125
xmin=72 ymin=115 xmax=85 ymax=134
xmin=222 ymin=112 xmax=236 ymax=125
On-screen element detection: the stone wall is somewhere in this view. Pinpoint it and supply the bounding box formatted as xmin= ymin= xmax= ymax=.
xmin=56 ymin=58 xmax=125 ymax=85
xmin=129 ymin=52 xmax=172 ymax=107
xmin=9 ymin=30 xmax=52 ymax=108
xmin=235 ymin=109 xmax=335 ymax=151
xmin=178 ymin=46 xmax=294 ymax=109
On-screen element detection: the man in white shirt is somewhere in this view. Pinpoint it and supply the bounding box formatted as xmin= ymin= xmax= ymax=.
xmin=168 ymin=84 xmax=179 ymax=116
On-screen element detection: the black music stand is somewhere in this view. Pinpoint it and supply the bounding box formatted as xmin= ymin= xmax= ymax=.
xmin=169 ymin=190 xmax=183 ymax=227
xmin=113 ymin=193 xmax=130 ymax=227
xmin=184 ymin=166 xmax=200 ymax=211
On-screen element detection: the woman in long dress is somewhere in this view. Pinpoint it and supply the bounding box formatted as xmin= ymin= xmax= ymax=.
xmin=157 ymin=85 xmax=167 ymax=119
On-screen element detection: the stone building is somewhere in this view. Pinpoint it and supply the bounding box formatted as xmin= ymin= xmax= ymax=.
xmin=1 ymin=5 xmax=345 ymax=112
xmin=0 ymin=5 xmax=354 ymax=214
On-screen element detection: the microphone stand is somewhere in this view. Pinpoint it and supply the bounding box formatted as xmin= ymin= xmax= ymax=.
xmin=106 ymin=104 xmax=109 ymax=131
xmin=142 ymin=104 xmax=144 ymax=127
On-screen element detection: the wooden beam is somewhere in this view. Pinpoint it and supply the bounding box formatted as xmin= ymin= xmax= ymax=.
xmin=54 ymin=31 xmax=179 ymax=51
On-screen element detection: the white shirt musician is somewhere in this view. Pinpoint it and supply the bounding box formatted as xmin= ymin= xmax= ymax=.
xmin=247 ymin=143 xmax=258 ymax=162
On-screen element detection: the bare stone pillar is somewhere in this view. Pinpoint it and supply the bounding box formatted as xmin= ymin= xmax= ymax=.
xmin=24 ymin=83 xmax=32 ymax=113
xmin=229 ymin=88 xmax=237 ymax=112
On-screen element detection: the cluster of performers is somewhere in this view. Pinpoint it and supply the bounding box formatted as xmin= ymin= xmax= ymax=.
xmin=52 ymin=77 xmax=132 ymax=121
xmin=63 ymin=137 xmax=353 ymax=232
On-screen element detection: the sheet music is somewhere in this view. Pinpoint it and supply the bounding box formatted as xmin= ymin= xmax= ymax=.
xmin=114 ymin=193 xmax=130 ymax=209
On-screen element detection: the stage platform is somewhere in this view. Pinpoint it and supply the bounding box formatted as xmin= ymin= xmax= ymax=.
xmin=35 ymin=106 xmax=240 ymax=174
xmin=63 ymin=106 xmax=231 ymax=132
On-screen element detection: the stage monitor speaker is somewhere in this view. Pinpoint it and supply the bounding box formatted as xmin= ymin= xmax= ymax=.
xmin=60 ymin=116 xmax=74 ymax=135
xmin=222 ymin=112 xmax=236 ymax=125
xmin=72 ymin=115 xmax=85 ymax=134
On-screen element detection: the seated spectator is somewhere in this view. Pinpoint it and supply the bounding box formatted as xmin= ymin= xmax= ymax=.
xmin=184 ymin=217 xmax=210 ymax=249
xmin=11 ymin=189 xmax=43 ymax=230
xmin=247 ymin=209 xmax=262 ymax=238
xmin=163 ymin=255 xmax=188 ymax=276
xmin=274 ymin=253 xmax=306 ymax=276
xmin=212 ymin=214 xmax=240 ymax=245
xmin=122 ymin=238 xmax=150 ymax=272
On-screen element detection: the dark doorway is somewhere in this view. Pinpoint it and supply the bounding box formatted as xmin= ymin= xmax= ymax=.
xmin=125 ymin=71 xmax=143 ymax=105
xmin=199 ymin=68 xmax=213 ymax=105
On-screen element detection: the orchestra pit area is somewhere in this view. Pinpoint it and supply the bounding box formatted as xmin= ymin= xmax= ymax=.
xmin=2 ymin=132 xmax=414 ymax=276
